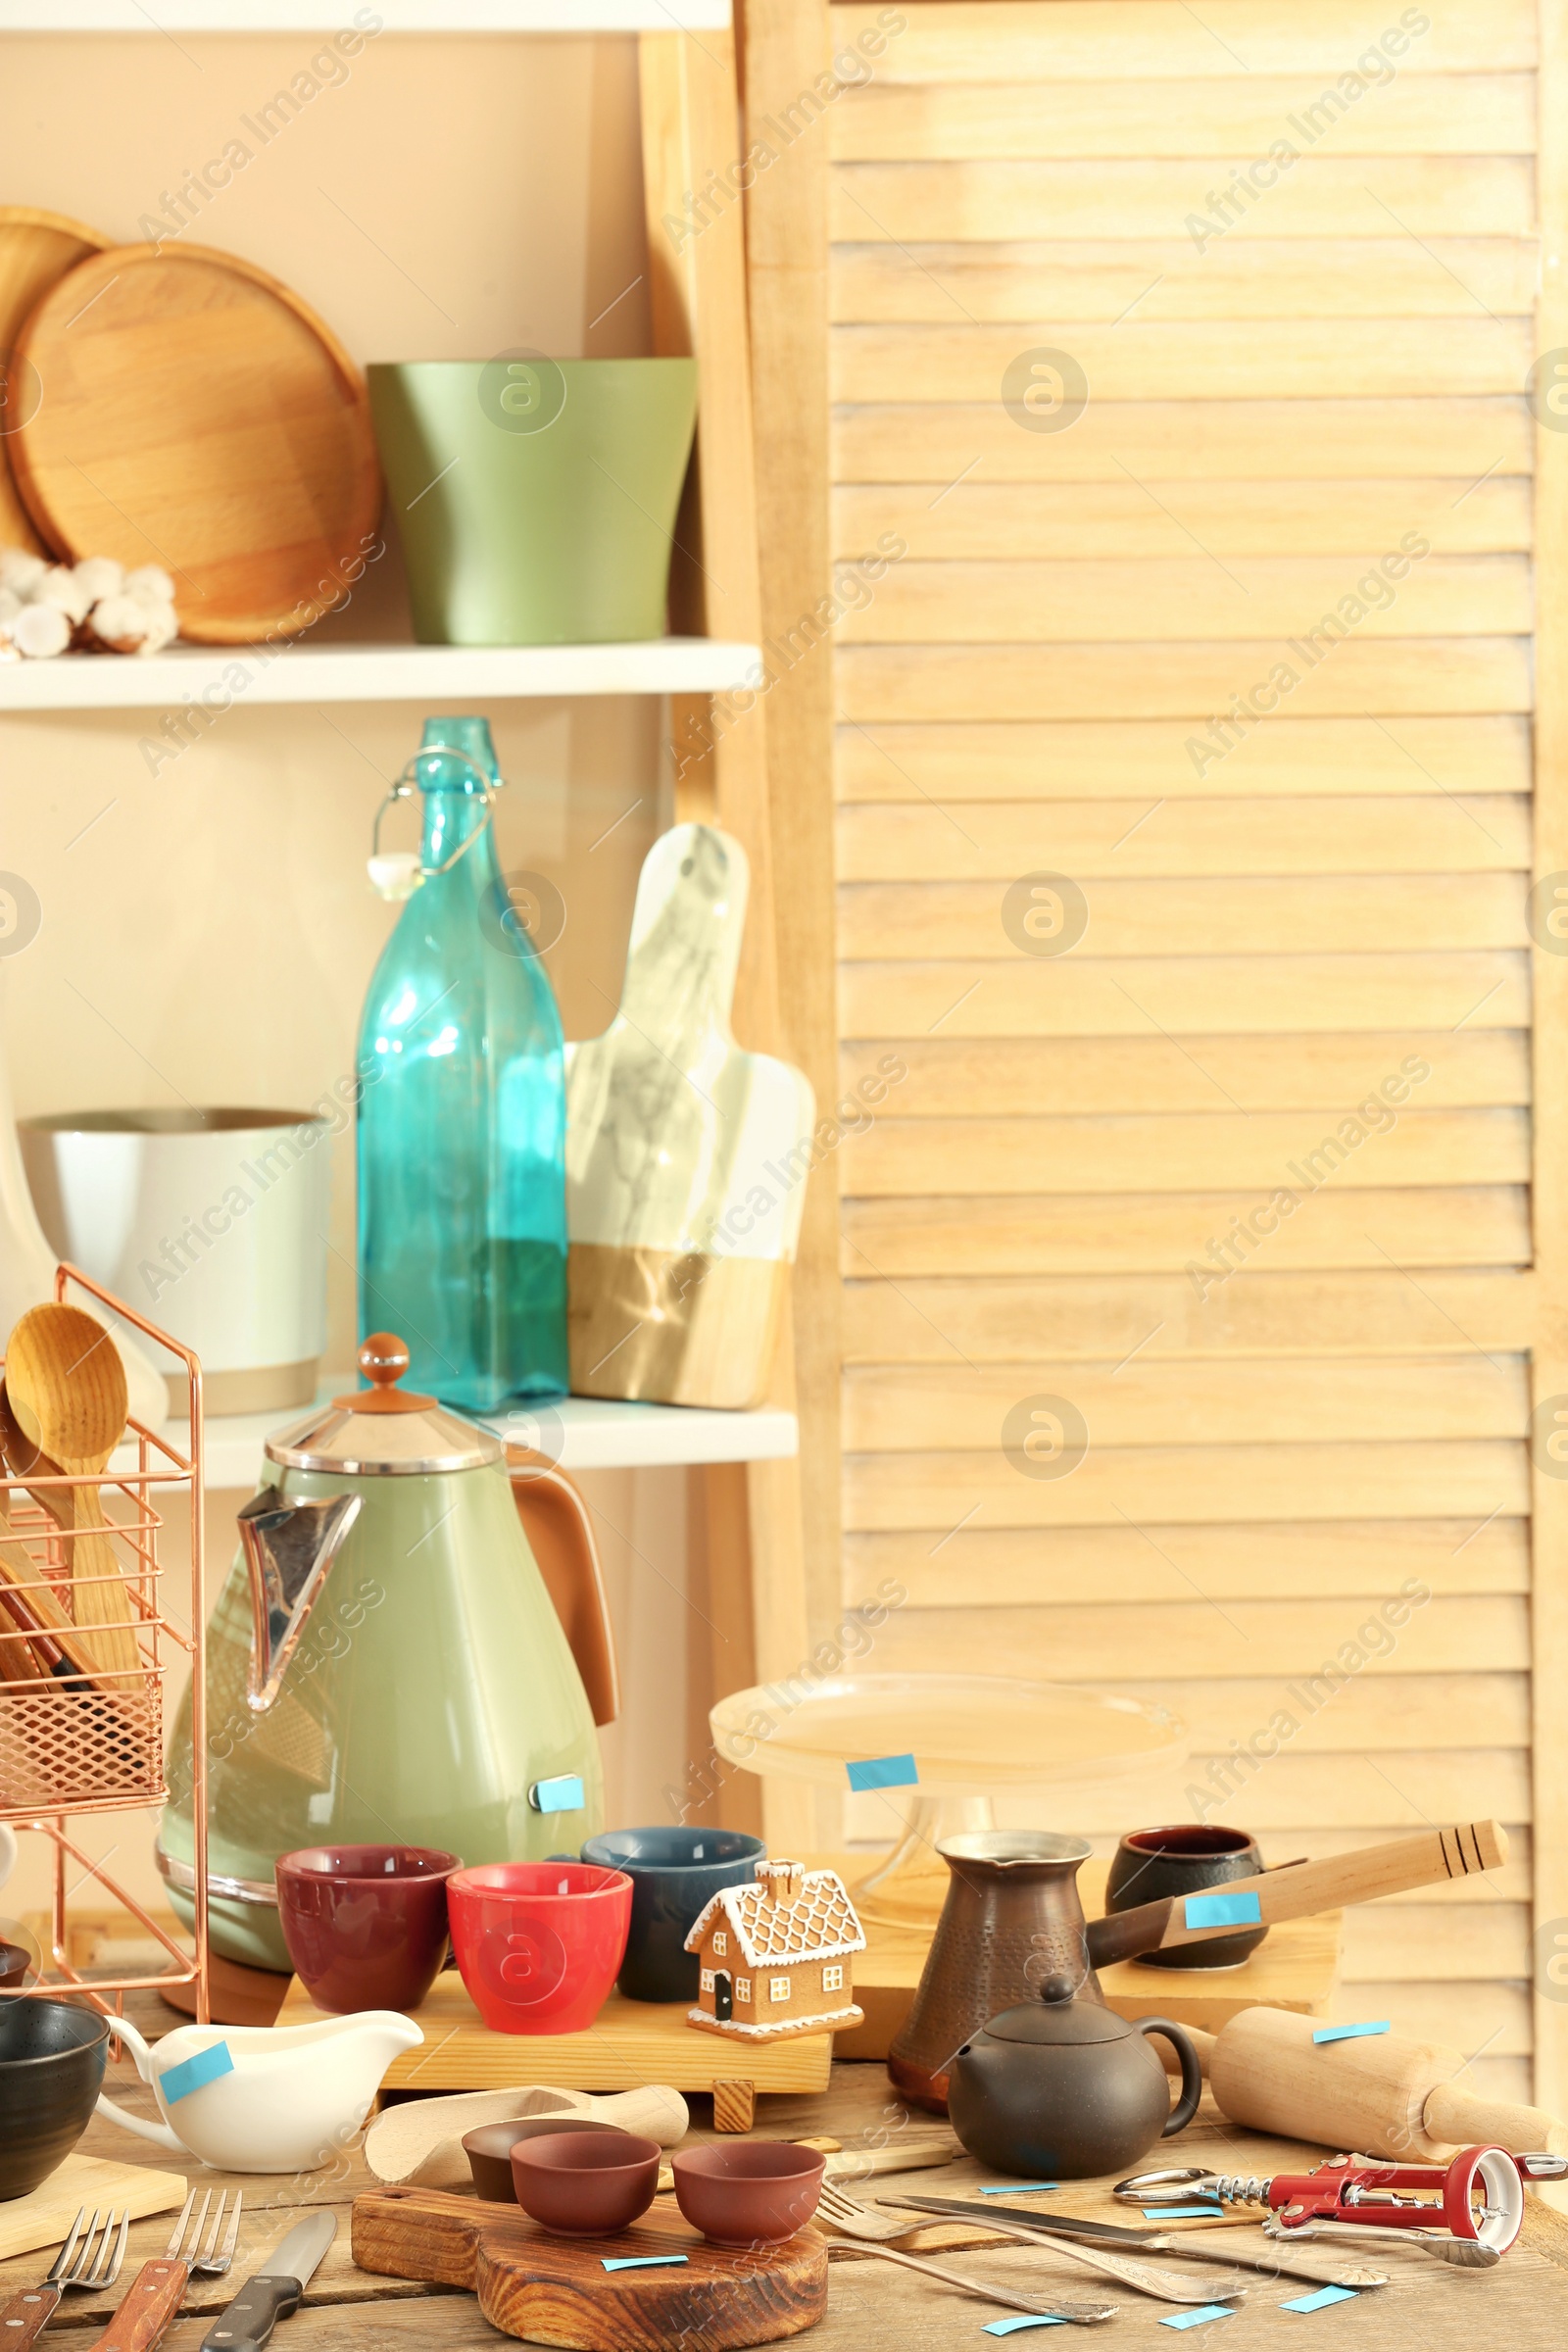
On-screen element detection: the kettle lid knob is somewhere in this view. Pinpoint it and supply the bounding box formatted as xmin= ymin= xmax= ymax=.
xmin=1039 ymin=1973 xmax=1078 ymax=2005
xmin=361 ymin=1333 xmax=411 ymax=1390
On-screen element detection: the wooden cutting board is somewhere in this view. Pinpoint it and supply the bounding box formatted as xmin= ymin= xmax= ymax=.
xmin=11 ymin=241 xmax=380 ymax=643
xmin=0 ymin=2153 xmax=186 ymax=2263
xmin=0 ymin=206 xmax=112 ymax=554
xmin=352 ymin=2185 xmax=827 ymax=2352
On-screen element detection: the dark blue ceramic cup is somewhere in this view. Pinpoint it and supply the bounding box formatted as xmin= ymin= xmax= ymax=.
xmin=579 ymin=1827 xmax=765 ymax=2003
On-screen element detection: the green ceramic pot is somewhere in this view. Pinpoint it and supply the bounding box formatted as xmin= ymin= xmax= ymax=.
xmin=368 ymin=358 xmax=698 ymax=645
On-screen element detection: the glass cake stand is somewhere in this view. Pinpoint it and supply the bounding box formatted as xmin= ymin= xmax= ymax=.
xmin=709 ymin=1672 xmax=1188 ymax=1929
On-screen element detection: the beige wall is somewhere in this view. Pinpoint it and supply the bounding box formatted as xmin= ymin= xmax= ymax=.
xmin=0 ymin=28 xmax=697 ymax=1925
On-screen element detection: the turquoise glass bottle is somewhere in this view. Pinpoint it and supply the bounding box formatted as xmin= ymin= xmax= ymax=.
xmin=357 ymin=715 xmax=567 ymax=1406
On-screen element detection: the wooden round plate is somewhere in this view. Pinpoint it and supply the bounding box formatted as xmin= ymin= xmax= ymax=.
xmin=0 ymin=206 xmax=113 ymax=554
xmin=11 ymin=241 xmax=381 ymax=642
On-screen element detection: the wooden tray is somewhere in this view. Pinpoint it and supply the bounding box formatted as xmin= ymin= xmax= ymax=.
xmin=0 ymin=2153 xmax=186 ymax=2263
xmin=353 ymin=2185 xmax=826 ymax=2352
xmin=0 ymin=205 xmax=111 ymax=554
xmin=11 ymin=241 xmax=380 ymax=643
xmin=279 ymin=1972 xmax=832 ymax=2119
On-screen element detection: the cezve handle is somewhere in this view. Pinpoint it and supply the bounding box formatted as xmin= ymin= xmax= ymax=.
xmin=1086 ymin=1821 xmax=1508 ymax=1968
xmin=87 ymin=2259 xmax=189 ymax=2352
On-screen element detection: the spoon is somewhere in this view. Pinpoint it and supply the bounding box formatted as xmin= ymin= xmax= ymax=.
xmin=1263 ymin=2218 xmax=1500 ymax=2269
xmin=844 ymin=2190 xmax=1239 ymax=2306
xmin=3 ymin=1307 xmax=140 ymax=1689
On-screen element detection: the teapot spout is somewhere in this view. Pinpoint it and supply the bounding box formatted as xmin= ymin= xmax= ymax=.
xmin=238 ymin=1490 xmax=362 ymax=1711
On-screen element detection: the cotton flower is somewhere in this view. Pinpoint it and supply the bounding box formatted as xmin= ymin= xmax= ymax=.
xmin=86 ymin=593 xmax=177 ymax=655
xmin=10 ymin=601 xmax=71 ymax=657
xmin=0 ymin=548 xmax=46 ymax=596
xmin=33 ymin=565 xmax=94 ymax=623
xmin=122 ymin=564 xmax=175 ymax=608
xmin=0 ymin=545 xmax=179 ymax=656
xmin=73 ymin=555 xmax=124 ymax=604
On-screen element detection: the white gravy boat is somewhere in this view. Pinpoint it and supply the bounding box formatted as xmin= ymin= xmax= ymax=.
xmin=97 ymin=2009 xmax=423 ymax=2173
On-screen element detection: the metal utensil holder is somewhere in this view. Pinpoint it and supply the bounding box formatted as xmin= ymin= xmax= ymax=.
xmin=1 ymin=1263 xmax=208 ymax=2022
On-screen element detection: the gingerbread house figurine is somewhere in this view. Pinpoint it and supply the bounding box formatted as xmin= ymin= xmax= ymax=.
xmin=684 ymin=1858 xmax=866 ymax=2042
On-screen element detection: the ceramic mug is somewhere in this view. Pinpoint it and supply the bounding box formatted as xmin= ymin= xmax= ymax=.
xmin=1103 ymin=1824 xmax=1267 ymax=1969
xmin=275 ymin=1843 xmax=461 ymax=2015
xmin=447 ymin=1861 xmax=632 ymax=2034
xmin=579 ymin=1827 xmax=764 ymax=2003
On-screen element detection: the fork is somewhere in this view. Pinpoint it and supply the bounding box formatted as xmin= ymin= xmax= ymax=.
xmin=860 ymin=2191 xmax=1246 ymax=2307
xmin=0 ymin=2208 xmax=130 ymax=2352
xmin=87 ymin=2189 xmax=242 ymax=2352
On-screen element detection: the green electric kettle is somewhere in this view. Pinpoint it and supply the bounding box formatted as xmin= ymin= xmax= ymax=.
xmin=159 ymin=1335 xmax=617 ymax=1971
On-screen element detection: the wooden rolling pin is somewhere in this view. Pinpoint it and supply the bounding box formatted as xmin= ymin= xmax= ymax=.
xmin=1168 ymin=2007 xmax=1568 ymax=2163
xmin=1087 ymin=1822 xmax=1507 ymax=1968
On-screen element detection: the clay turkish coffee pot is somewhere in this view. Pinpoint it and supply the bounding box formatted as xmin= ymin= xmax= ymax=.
xmin=947 ymin=1975 xmax=1202 ymax=2180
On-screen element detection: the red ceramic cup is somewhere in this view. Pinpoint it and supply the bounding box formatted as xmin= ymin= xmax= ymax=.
xmin=447 ymin=1861 xmax=632 ymax=2034
xmin=274 ymin=1843 xmax=461 ymax=2015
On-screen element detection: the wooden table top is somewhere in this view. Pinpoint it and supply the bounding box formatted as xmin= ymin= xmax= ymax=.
xmin=9 ymin=1989 xmax=1568 ymax=2350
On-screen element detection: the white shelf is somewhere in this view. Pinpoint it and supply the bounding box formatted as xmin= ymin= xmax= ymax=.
xmin=117 ymin=1383 xmax=797 ymax=1489
xmin=0 ymin=639 xmax=760 ymax=710
xmin=0 ymin=3 xmax=731 ymax=27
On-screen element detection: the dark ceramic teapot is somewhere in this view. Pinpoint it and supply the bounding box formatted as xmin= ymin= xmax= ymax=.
xmin=947 ymin=1973 xmax=1202 ymax=2180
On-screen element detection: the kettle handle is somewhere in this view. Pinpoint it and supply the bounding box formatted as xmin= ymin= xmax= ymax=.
xmin=1136 ymin=2018 xmax=1203 ymax=2138
xmin=506 ymin=1450 xmax=620 ymax=1728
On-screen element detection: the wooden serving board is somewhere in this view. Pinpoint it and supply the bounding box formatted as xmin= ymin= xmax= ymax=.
xmin=279 ymin=1973 xmax=833 ymax=2100
xmin=0 ymin=2154 xmax=186 ymax=2263
xmin=12 ymin=241 xmax=380 ymax=643
xmin=352 ymin=2185 xmax=827 ymax=2352
xmin=0 ymin=205 xmax=111 ymax=554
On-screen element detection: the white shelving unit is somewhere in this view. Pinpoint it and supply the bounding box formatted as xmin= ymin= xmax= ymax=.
xmin=0 ymin=5 xmax=731 ymax=27
xmin=114 ymin=1385 xmax=797 ymax=1488
xmin=0 ymin=639 xmax=762 ymax=710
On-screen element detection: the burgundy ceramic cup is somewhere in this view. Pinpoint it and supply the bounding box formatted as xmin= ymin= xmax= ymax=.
xmin=510 ymin=2129 xmax=661 ymax=2236
xmin=671 ymin=2142 xmax=826 ymax=2245
xmin=274 ymin=1842 xmax=461 ymax=2014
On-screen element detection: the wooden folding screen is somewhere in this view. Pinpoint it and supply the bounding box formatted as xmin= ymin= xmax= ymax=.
xmin=782 ymin=0 xmax=1567 ymax=2112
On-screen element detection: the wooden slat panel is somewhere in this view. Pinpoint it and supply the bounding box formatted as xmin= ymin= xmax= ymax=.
xmin=833 ymin=399 xmax=1532 ymax=481
xmin=841 ymin=1034 xmax=1531 ymax=1112
xmin=843 ymin=1443 xmax=1530 ymax=1529
xmin=840 ymin=954 xmax=1529 ymax=1036
xmin=831 ymin=159 xmax=1534 ymax=241
xmin=830 ymin=3 xmax=1538 ymax=79
xmin=834 ymin=481 xmax=1533 ymax=560
xmin=844 ymin=1358 xmax=1528 ymax=1448
xmin=837 ymin=640 xmax=1533 ymax=720
xmin=832 ymin=240 xmax=1542 ymax=321
xmin=831 ymin=75 xmax=1537 ymax=158
xmin=836 ymin=716 xmax=1532 ymax=801
xmin=841 ymin=1188 xmax=1532 ymax=1274
xmin=1342 ymin=1902 xmax=1531 ymax=1980
xmin=834 ymin=322 xmax=1536 ymax=404
xmin=837 ymin=800 xmax=1534 ymax=878
xmin=865 ymin=1597 xmax=1528 ymax=1675
xmin=840 ymin=877 xmax=1527 ymax=957
xmin=844 ymin=556 xmax=1532 ymax=643
xmin=846 ymin=1518 xmax=1531 ymax=1605
xmin=846 ymin=1109 xmax=1527 ymax=1196
xmin=840 ymin=1268 xmax=1535 ymax=1359
xmin=1341 ymin=1981 xmax=1531 ymax=2053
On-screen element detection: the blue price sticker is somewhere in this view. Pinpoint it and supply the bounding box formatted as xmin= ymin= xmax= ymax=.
xmin=979 ymin=2182 xmax=1058 ymax=2195
xmin=529 ymin=1774 xmax=585 ymax=1815
xmin=158 ymin=2040 xmax=234 ymax=2105
xmin=1311 ymin=2021 xmax=1390 ymax=2046
xmin=1158 ymin=2309 xmax=1237 ymax=2330
xmin=1283 ymin=2285 xmax=1358 ymax=2314
xmin=1183 ymin=1890 xmax=1261 ymax=1931
xmin=846 ymin=1753 xmax=918 ymax=1792
xmin=982 ymin=2320 xmax=1065 ymax=2335
xmin=602 ymin=2256 xmax=688 ymax=2273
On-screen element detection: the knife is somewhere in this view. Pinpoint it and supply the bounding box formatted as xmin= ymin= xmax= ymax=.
xmin=878 ymin=2194 xmax=1388 ymax=2288
xmin=198 ymin=2213 xmax=336 ymax=2352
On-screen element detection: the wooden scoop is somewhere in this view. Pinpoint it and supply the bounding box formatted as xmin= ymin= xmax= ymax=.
xmin=3 ymin=1305 xmax=141 ymax=1690
xmin=364 ymin=2083 xmax=692 ymax=2189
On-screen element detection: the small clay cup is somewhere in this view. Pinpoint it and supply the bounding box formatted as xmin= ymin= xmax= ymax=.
xmin=1 ymin=1942 xmax=34 ymax=1990
xmin=671 ymin=2142 xmax=826 ymax=2245
xmin=275 ymin=1843 xmax=461 ymax=2014
xmin=1103 ymin=1824 xmax=1266 ymax=1969
xmin=464 ymin=2116 xmax=627 ymax=2202
xmin=0 ymin=1996 xmax=111 ymax=2201
xmin=511 ymin=2129 xmax=661 ymax=2237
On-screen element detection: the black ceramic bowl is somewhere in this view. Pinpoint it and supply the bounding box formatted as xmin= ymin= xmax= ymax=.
xmin=0 ymin=1997 xmax=111 ymax=2200
xmin=1103 ymin=1824 xmax=1267 ymax=1970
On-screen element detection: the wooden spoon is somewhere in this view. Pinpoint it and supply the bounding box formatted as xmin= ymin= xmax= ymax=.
xmin=3 ymin=1306 xmax=141 ymax=1689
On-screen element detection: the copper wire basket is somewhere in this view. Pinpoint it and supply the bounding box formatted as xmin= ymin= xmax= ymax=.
xmin=0 ymin=1264 xmax=208 ymax=2020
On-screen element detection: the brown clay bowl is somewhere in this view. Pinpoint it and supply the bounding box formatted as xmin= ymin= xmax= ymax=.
xmin=464 ymin=2115 xmax=628 ymax=2202
xmin=511 ymin=2130 xmax=661 ymax=2236
xmin=1 ymin=1942 xmax=34 ymax=1990
xmin=671 ymin=2142 xmax=825 ymax=2245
